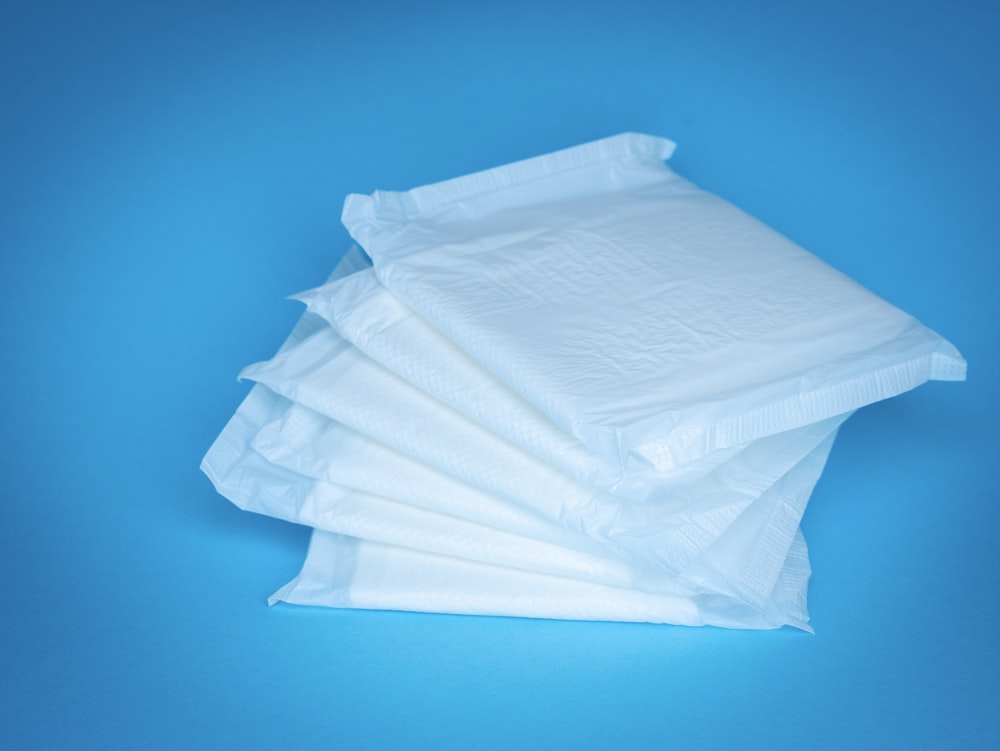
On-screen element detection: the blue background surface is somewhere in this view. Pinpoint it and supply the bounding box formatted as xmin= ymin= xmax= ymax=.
xmin=2 ymin=1 xmax=997 ymax=748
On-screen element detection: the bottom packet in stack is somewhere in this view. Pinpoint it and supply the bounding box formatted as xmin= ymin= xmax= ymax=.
xmin=270 ymin=527 xmax=813 ymax=630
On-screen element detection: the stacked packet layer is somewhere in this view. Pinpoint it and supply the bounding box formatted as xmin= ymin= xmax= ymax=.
xmin=343 ymin=133 xmax=963 ymax=479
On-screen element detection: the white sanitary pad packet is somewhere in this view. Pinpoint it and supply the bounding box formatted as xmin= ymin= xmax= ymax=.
xmin=260 ymin=403 xmax=838 ymax=612
xmin=214 ymin=359 xmax=845 ymax=608
xmin=296 ymin=266 xmax=744 ymax=501
xmin=202 ymin=387 xmax=649 ymax=589
xmin=252 ymin=398 xmax=613 ymax=556
xmin=202 ymin=381 xmax=832 ymax=625
xmin=270 ymin=529 xmax=814 ymax=630
xmin=341 ymin=133 xmax=966 ymax=485
xmin=239 ymin=322 xmax=847 ymax=580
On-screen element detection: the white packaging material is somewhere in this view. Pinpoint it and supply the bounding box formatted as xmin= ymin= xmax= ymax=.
xmin=270 ymin=529 xmax=813 ymax=631
xmin=296 ymin=266 xmax=744 ymax=500
xmin=239 ymin=322 xmax=847 ymax=578
xmin=251 ymin=399 xmax=611 ymax=556
xmin=254 ymin=398 xmax=839 ymax=610
xmin=296 ymin=265 xmax=621 ymax=489
xmin=680 ymin=428 xmax=836 ymax=610
xmin=341 ymin=133 xmax=966 ymax=481
xmin=202 ymin=386 xmax=653 ymax=590
xmin=239 ymin=327 xmax=602 ymax=525
xmin=203 ymin=380 xmax=830 ymax=624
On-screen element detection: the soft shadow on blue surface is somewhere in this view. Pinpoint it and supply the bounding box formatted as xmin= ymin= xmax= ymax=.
xmin=1 ymin=1 xmax=997 ymax=749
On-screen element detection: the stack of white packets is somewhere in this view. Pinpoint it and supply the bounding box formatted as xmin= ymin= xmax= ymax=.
xmin=202 ymin=133 xmax=965 ymax=630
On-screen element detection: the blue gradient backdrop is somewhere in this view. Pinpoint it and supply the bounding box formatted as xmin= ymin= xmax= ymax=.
xmin=2 ymin=1 xmax=997 ymax=748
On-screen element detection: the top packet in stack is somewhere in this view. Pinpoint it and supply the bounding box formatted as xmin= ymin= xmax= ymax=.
xmin=341 ymin=133 xmax=966 ymax=495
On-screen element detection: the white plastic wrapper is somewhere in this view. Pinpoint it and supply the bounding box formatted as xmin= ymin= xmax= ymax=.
xmin=239 ymin=322 xmax=847 ymax=580
xmin=202 ymin=386 xmax=655 ymax=590
xmin=342 ymin=133 xmax=966 ymax=484
xmin=270 ymin=529 xmax=814 ymax=631
xmin=239 ymin=328 xmax=602 ymax=525
xmin=252 ymin=399 xmax=614 ymax=556
xmin=257 ymin=399 xmax=843 ymax=607
xmin=296 ymin=266 xmax=744 ymax=500
xmin=202 ymin=381 xmax=833 ymax=625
